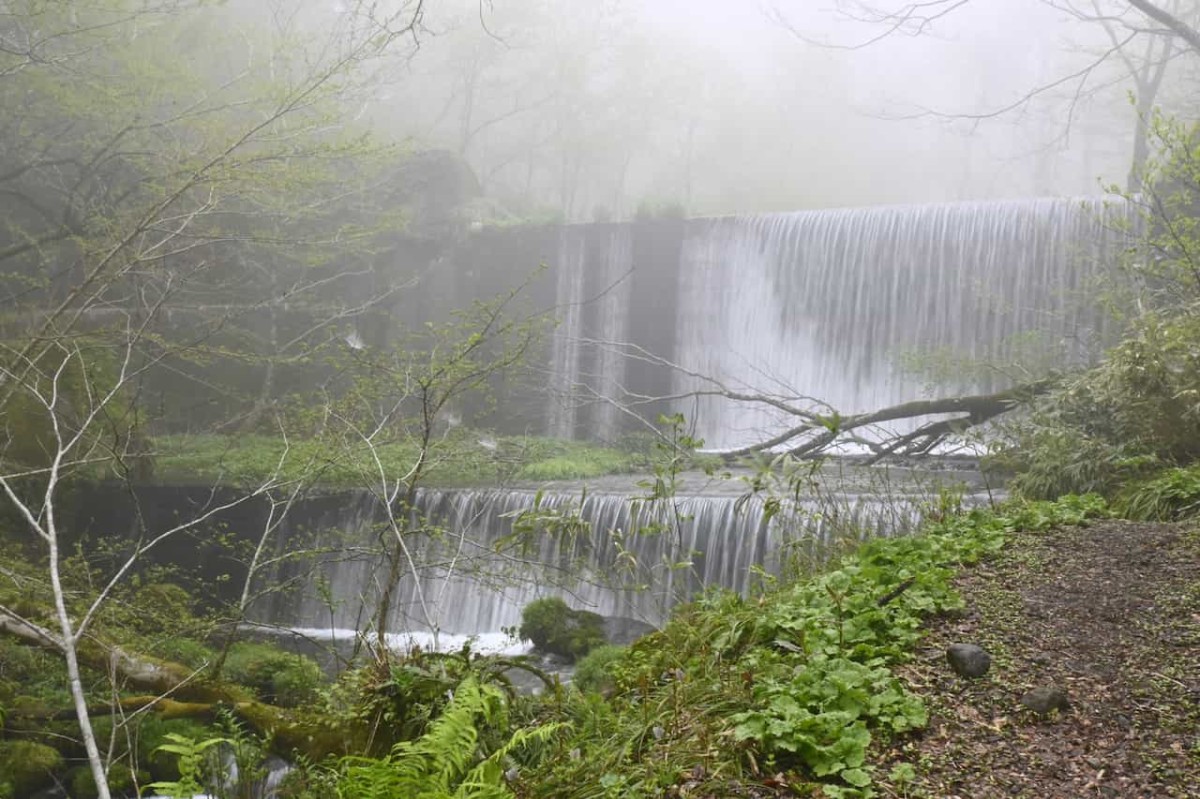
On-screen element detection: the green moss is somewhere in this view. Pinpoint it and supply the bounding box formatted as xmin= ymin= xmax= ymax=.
xmin=68 ymin=763 xmax=139 ymax=799
xmin=519 ymin=597 xmax=607 ymax=661
xmin=0 ymin=741 xmax=63 ymax=797
xmin=0 ymin=639 xmax=68 ymax=709
xmin=151 ymin=637 xmax=216 ymax=670
xmin=223 ymin=642 xmax=323 ymax=707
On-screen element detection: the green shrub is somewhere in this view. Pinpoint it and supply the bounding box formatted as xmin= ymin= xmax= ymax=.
xmin=1117 ymin=464 xmax=1200 ymax=520
xmin=996 ymin=314 xmax=1200 ymax=499
xmin=571 ymin=645 xmax=626 ymax=694
xmin=337 ymin=676 xmax=564 ymax=798
xmin=994 ymin=116 xmax=1200 ymax=500
xmin=0 ymin=741 xmax=63 ymax=797
xmin=153 ymin=637 xmax=215 ymax=670
xmin=519 ymin=598 xmax=607 ymax=661
xmin=223 ymin=642 xmax=323 ymax=706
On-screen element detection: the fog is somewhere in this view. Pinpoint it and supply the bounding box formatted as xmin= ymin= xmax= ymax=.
xmin=3 ymin=0 xmax=1194 ymax=252
xmin=332 ymin=0 xmax=1195 ymax=221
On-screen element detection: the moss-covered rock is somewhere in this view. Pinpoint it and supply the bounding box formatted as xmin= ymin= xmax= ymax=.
xmin=519 ymin=597 xmax=607 ymax=661
xmin=223 ymin=642 xmax=322 ymax=707
xmin=68 ymin=762 xmax=140 ymax=799
xmin=0 ymin=740 xmax=64 ymax=798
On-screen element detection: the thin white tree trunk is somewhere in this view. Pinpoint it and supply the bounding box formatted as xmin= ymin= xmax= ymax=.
xmin=48 ymin=522 xmax=112 ymax=799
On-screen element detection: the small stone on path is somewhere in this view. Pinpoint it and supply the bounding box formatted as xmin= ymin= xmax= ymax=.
xmin=1021 ymin=685 xmax=1071 ymax=716
xmin=946 ymin=643 xmax=992 ymax=678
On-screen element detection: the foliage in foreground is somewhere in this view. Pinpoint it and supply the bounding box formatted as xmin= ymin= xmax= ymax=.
xmin=996 ymin=313 xmax=1200 ymax=500
xmin=1 ymin=491 xmax=1107 ymax=798
xmin=337 ymin=677 xmax=564 ymax=799
xmin=994 ymin=115 xmax=1200 ymax=503
xmin=1116 ymin=463 xmax=1200 ymax=520
xmin=518 ymin=494 xmax=1108 ymax=798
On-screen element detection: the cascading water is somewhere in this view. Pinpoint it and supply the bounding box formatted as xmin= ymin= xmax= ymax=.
xmin=538 ymin=197 xmax=1128 ymax=449
xmin=259 ymin=485 xmax=925 ymax=637
xmin=255 ymin=197 xmax=1117 ymax=645
xmin=672 ymin=198 xmax=1125 ymax=448
xmin=547 ymin=224 xmax=633 ymax=441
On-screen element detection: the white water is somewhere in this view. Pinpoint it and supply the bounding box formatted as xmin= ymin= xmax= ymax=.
xmin=258 ymin=486 xmax=926 ymax=636
xmin=673 ymin=198 xmax=1124 ymax=448
xmin=284 ymin=627 xmax=532 ymax=657
xmin=547 ymin=225 xmax=632 ymax=441
xmin=260 ymin=197 xmax=1111 ymax=646
xmin=542 ymin=197 xmax=1128 ymax=449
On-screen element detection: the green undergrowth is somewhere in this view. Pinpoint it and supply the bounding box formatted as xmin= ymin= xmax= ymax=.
xmin=151 ymin=432 xmax=649 ymax=487
xmin=518 ymin=494 xmax=1108 ymax=799
xmin=1116 ymin=462 xmax=1200 ymax=520
xmin=0 ymin=494 xmax=1111 ymax=798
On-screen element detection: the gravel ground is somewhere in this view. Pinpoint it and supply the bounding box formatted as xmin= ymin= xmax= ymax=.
xmin=876 ymin=519 xmax=1200 ymax=799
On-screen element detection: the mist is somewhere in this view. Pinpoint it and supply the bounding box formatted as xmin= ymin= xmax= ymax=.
xmin=344 ymin=0 xmax=1185 ymax=221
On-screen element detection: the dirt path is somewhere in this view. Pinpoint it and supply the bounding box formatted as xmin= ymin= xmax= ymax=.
xmin=878 ymin=520 xmax=1200 ymax=798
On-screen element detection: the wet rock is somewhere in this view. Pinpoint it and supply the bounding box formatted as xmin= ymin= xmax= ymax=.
xmin=603 ymin=615 xmax=656 ymax=645
xmin=946 ymin=643 xmax=992 ymax=678
xmin=1021 ymin=685 xmax=1071 ymax=715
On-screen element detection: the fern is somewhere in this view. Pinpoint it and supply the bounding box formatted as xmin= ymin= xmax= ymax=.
xmin=147 ymin=733 xmax=232 ymax=799
xmin=338 ymin=677 xmax=565 ymax=799
xmin=456 ymin=722 xmax=566 ymax=797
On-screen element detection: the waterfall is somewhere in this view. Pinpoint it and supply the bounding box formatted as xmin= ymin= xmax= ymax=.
xmin=534 ymin=197 xmax=1128 ymax=449
xmin=547 ymin=224 xmax=633 ymax=441
xmin=672 ymin=197 xmax=1126 ymax=448
xmin=249 ymin=196 xmax=1120 ymax=642
xmin=260 ymin=485 xmax=925 ymax=637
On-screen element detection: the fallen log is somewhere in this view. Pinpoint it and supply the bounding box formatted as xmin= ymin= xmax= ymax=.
xmin=719 ymin=380 xmax=1054 ymax=461
xmin=0 ymin=606 xmax=359 ymax=760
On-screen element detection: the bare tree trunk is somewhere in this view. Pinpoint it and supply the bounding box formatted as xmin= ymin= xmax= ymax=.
xmin=48 ymin=529 xmax=112 ymax=799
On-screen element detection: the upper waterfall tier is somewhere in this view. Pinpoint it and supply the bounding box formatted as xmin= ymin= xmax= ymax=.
xmin=537 ymin=197 xmax=1128 ymax=449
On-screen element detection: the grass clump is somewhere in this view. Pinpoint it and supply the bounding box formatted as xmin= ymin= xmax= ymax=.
xmin=516 ymin=449 xmax=633 ymax=481
xmin=1116 ymin=463 xmax=1200 ymax=520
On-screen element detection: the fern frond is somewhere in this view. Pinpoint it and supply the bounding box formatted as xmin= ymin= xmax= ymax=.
xmin=338 ymin=676 xmax=512 ymax=799
xmin=455 ymin=721 xmax=569 ymax=798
